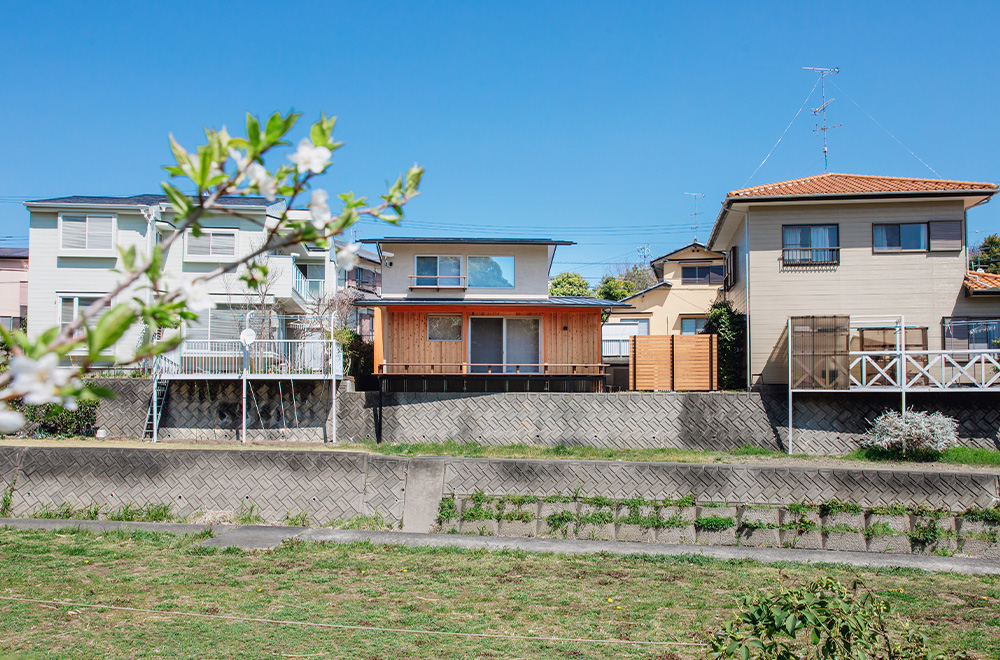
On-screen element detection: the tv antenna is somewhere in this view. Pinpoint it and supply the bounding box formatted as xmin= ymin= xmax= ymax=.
xmin=803 ymin=67 xmax=840 ymax=172
xmin=684 ymin=192 xmax=705 ymax=242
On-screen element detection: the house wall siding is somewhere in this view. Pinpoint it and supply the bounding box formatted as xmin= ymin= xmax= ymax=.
xmin=379 ymin=243 xmax=551 ymax=299
xmin=737 ymin=200 xmax=999 ymax=384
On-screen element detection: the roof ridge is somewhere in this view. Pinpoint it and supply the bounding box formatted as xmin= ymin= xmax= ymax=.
xmin=728 ymin=173 xmax=998 ymax=198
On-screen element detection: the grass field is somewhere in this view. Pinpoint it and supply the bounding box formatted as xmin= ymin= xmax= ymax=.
xmin=1 ymin=527 xmax=998 ymax=659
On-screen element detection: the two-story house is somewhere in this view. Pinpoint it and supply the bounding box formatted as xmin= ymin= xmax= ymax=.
xmin=706 ymin=173 xmax=1000 ymax=391
xmin=0 ymin=248 xmax=28 ymax=332
xmin=601 ymin=242 xmax=725 ymax=387
xmin=357 ymin=238 xmax=629 ymax=392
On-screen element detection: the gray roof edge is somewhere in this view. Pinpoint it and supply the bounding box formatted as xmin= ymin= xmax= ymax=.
xmin=360 ymin=237 xmax=575 ymax=246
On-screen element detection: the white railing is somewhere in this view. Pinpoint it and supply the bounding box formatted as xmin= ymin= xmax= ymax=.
xmin=155 ymin=339 xmax=334 ymax=377
xmin=293 ymin=269 xmax=325 ymax=300
xmin=602 ymin=338 xmax=631 ymax=358
xmin=849 ymin=349 xmax=1000 ymax=391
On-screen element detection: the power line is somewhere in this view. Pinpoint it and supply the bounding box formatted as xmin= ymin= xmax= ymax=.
xmin=743 ymin=76 xmax=821 ymax=187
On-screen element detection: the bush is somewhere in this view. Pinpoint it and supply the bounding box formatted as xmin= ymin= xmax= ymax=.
xmin=862 ymin=408 xmax=958 ymax=458
xmin=710 ymin=576 xmax=964 ymax=660
xmin=703 ymin=300 xmax=747 ymax=390
xmin=8 ymin=399 xmax=98 ymax=437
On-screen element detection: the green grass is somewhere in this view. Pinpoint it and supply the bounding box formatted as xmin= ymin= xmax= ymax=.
xmin=0 ymin=526 xmax=996 ymax=659
xmin=844 ymin=446 xmax=1000 ymax=467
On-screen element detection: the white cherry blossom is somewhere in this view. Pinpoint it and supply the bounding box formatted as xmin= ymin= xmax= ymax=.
xmin=247 ymin=162 xmax=277 ymax=201
xmin=308 ymin=189 xmax=331 ymax=231
xmin=228 ymin=148 xmax=249 ymax=173
xmin=165 ymin=275 xmax=217 ymax=313
xmin=4 ymin=353 xmax=74 ymax=406
xmin=336 ymin=242 xmax=360 ymax=272
xmin=0 ymin=402 xmax=25 ymax=433
xmin=289 ymin=138 xmax=332 ymax=174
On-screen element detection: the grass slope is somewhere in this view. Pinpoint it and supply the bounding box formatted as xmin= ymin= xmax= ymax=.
xmin=0 ymin=527 xmax=998 ymax=659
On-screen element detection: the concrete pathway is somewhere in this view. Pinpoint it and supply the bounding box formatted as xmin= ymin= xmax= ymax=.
xmin=4 ymin=518 xmax=1000 ymax=575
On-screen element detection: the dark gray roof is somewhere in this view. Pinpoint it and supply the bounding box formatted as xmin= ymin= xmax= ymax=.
xmin=361 ymin=237 xmax=574 ymax=246
xmin=27 ymin=194 xmax=272 ymax=208
xmin=334 ymin=239 xmax=380 ymax=264
xmin=356 ymin=296 xmax=630 ymax=308
xmin=650 ymin=241 xmax=724 ymax=264
xmin=0 ymin=248 xmax=28 ymax=259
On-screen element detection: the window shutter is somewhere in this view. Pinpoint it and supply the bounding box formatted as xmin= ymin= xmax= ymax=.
xmin=62 ymin=216 xmax=88 ymax=250
xmin=210 ymin=308 xmax=239 ymax=340
xmin=87 ymin=216 xmax=113 ymax=250
xmin=212 ymin=232 xmax=236 ymax=256
xmin=188 ymin=232 xmax=211 ymax=256
xmin=727 ymin=246 xmax=739 ymax=289
xmin=929 ymin=220 xmax=962 ymax=252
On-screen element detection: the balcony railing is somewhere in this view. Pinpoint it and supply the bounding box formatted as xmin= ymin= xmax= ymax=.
xmin=849 ymin=349 xmax=1000 ymax=391
xmin=155 ymin=339 xmax=338 ymax=378
xmin=602 ymin=338 xmax=631 ymax=358
xmin=293 ymin=268 xmax=325 ymax=300
xmin=781 ymin=247 xmax=840 ymax=265
xmin=408 ymin=275 xmax=467 ymax=289
xmin=377 ymin=362 xmax=605 ymax=376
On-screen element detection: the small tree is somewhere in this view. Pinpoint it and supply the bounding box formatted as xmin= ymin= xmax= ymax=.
xmin=548 ymin=272 xmax=592 ymax=297
xmin=593 ymin=275 xmax=635 ymax=301
xmin=704 ymin=299 xmax=747 ymax=390
xmin=970 ymin=233 xmax=1000 ymax=274
xmin=862 ymin=408 xmax=958 ymax=458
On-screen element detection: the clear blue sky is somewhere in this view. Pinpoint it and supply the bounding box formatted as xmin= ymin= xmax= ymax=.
xmin=2 ymin=1 xmax=998 ymax=281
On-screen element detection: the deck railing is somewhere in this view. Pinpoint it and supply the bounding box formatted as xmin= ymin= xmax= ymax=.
xmin=849 ymin=348 xmax=1000 ymax=391
xmin=602 ymin=338 xmax=631 ymax=358
xmin=155 ymin=339 xmax=336 ymax=377
xmin=293 ymin=269 xmax=325 ymax=300
xmin=377 ymin=362 xmax=606 ymax=376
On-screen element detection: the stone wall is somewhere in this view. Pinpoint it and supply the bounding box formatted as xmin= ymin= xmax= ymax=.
xmin=90 ymin=379 xmax=1000 ymax=455
xmin=1 ymin=447 xmax=997 ymax=531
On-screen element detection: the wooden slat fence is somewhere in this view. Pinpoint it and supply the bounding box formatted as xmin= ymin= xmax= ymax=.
xmin=629 ymin=334 xmax=718 ymax=391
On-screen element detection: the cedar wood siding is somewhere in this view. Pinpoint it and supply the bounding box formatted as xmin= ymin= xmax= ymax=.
xmin=381 ymin=307 xmax=601 ymax=372
xmin=740 ymin=200 xmax=998 ymax=385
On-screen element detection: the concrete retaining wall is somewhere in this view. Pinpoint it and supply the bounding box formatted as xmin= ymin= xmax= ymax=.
xmin=1 ymin=447 xmax=996 ymax=530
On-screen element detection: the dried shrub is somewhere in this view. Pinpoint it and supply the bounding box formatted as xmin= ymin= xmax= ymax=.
xmin=862 ymin=409 xmax=958 ymax=458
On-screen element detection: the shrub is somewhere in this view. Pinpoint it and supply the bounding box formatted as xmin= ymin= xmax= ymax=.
xmin=0 ymin=478 xmax=15 ymax=517
xmin=703 ymin=300 xmax=747 ymax=390
xmin=961 ymin=506 xmax=1000 ymax=524
xmin=10 ymin=398 xmax=99 ymax=437
xmin=862 ymin=408 xmax=958 ymax=458
xmin=710 ymin=576 xmax=964 ymax=660
xmin=818 ymin=499 xmax=862 ymax=517
xmin=436 ymin=496 xmax=458 ymax=523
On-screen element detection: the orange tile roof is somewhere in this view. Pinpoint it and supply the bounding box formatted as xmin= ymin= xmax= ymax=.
xmin=728 ymin=173 xmax=998 ymax=199
xmin=964 ymin=271 xmax=1000 ymax=293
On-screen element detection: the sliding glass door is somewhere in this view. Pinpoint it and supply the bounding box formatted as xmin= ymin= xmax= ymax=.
xmin=469 ymin=317 xmax=540 ymax=374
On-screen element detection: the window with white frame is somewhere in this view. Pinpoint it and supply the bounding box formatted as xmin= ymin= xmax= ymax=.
xmin=61 ymin=215 xmax=113 ymax=251
xmin=427 ymin=315 xmax=463 ymax=341
xmin=185 ymin=306 xmax=241 ymax=343
xmin=60 ymin=295 xmax=111 ymax=337
xmin=186 ymin=230 xmax=236 ymax=258
xmin=415 ymin=256 xmax=462 ymax=287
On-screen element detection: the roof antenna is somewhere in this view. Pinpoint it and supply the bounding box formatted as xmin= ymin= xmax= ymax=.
xmin=803 ymin=66 xmax=840 ymax=172
xmin=636 ymin=244 xmax=650 ymax=264
xmin=684 ymin=192 xmax=704 ymax=242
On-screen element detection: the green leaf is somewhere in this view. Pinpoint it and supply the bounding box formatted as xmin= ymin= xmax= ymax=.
xmin=119 ymin=245 xmax=136 ymax=271
xmin=246 ymin=113 xmax=261 ymax=147
xmin=405 ymin=164 xmax=424 ymax=196
xmin=85 ymin=385 xmax=118 ymax=399
xmin=161 ymin=182 xmax=192 ymax=218
xmin=739 ymin=644 xmax=749 ymax=660
xmin=265 ymin=112 xmax=284 ymax=143
xmin=87 ymin=304 xmax=136 ymax=359
xmin=146 ymin=245 xmax=163 ymax=280
xmin=810 ymin=629 xmax=821 ymax=645
xmin=784 ymin=613 xmax=797 ymax=635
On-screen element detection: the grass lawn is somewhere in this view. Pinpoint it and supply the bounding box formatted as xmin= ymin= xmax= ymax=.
xmin=1 ymin=527 xmax=998 ymax=659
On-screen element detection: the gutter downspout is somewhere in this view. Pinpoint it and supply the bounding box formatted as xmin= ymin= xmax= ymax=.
xmin=744 ymin=210 xmax=751 ymax=392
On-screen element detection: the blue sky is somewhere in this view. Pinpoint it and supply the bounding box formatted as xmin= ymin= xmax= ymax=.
xmin=2 ymin=1 xmax=998 ymax=281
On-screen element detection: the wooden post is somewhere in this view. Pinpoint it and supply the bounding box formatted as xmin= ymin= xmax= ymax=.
xmin=373 ymin=306 xmax=385 ymax=375
xmin=669 ymin=335 xmax=675 ymax=391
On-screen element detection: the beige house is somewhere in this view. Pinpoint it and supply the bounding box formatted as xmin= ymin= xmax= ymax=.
xmin=601 ymin=242 xmax=724 ymax=387
xmin=706 ymin=173 xmax=1000 ymax=388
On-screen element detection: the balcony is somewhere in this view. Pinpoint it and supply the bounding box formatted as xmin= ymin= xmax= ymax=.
xmin=293 ymin=267 xmax=325 ymax=301
xmin=781 ymin=247 xmax=840 ymax=266
xmin=408 ymin=275 xmax=467 ymax=290
xmin=602 ymin=338 xmax=631 ymax=358
xmin=377 ymin=362 xmax=605 ymax=376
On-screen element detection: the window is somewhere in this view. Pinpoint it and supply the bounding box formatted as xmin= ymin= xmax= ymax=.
xmin=61 ymin=215 xmax=113 ymax=251
xmin=469 ymin=316 xmax=540 ymax=373
xmin=873 ymin=223 xmax=928 ymax=252
xmin=681 ymin=264 xmax=724 ymax=285
xmin=782 ymin=225 xmax=839 ymax=264
xmin=186 ymin=230 xmax=236 ymax=258
xmin=467 ymin=256 xmax=515 ymax=288
xmin=60 ymin=295 xmax=111 ymax=337
xmin=428 ymin=315 xmax=462 ymax=341
xmin=357 ymin=267 xmax=377 ymax=287
xmin=185 ymin=306 xmax=239 ymax=344
xmin=681 ymin=317 xmax=707 ymax=335
xmin=415 ymin=256 xmax=462 ymax=287
xmin=725 ymin=245 xmax=739 ymax=290
xmin=944 ymin=317 xmax=1000 ymax=350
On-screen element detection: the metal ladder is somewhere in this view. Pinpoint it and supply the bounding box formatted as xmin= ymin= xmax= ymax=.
xmin=143 ymin=372 xmax=168 ymax=441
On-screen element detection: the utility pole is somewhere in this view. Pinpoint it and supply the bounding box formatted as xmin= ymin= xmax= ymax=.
xmin=803 ymin=66 xmax=840 ymax=172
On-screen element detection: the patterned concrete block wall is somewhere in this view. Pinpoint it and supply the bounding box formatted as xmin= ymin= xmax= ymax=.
xmin=2 ymin=448 xmax=996 ymax=531
xmin=0 ymin=446 xmax=407 ymax=525
xmin=440 ymin=457 xmax=1000 ymax=510
xmin=338 ymin=390 xmax=1000 ymax=454
xmin=90 ymin=379 xmax=1000 ymax=455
